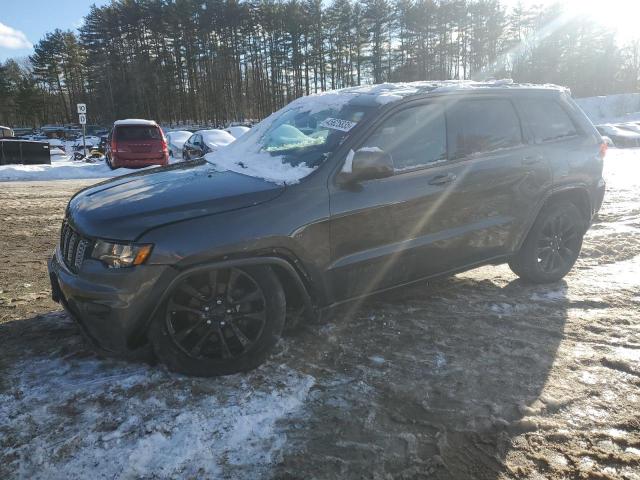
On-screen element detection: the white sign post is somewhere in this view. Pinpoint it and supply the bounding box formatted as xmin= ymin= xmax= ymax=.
xmin=77 ymin=104 xmax=87 ymax=158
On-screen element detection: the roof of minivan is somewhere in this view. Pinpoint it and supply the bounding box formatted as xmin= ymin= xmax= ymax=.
xmin=286 ymin=79 xmax=569 ymax=113
xmin=113 ymin=119 xmax=158 ymax=126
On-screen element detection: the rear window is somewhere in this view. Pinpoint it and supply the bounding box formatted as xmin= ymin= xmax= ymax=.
xmin=446 ymin=99 xmax=522 ymax=159
xmin=517 ymin=98 xmax=578 ymax=143
xmin=115 ymin=126 xmax=161 ymax=141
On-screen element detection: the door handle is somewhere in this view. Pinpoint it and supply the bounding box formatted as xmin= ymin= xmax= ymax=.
xmin=428 ymin=173 xmax=457 ymax=185
xmin=522 ymin=155 xmax=542 ymax=166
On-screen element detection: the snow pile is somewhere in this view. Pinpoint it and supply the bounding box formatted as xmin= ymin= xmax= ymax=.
xmin=205 ymin=108 xmax=316 ymax=185
xmin=207 ymin=148 xmax=315 ymax=185
xmin=0 ymin=150 xmax=148 ymax=181
xmin=575 ymin=93 xmax=640 ymax=124
xmin=0 ymin=353 xmax=314 ymax=478
xmin=225 ymin=126 xmax=251 ymax=138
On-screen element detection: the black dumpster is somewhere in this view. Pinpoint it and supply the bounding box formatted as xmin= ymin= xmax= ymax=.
xmin=0 ymin=139 xmax=51 ymax=165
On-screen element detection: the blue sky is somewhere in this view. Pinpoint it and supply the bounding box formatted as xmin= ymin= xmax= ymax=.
xmin=0 ymin=0 xmax=108 ymax=61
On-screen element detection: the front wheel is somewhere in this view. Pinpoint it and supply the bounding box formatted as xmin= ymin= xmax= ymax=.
xmin=149 ymin=265 xmax=286 ymax=376
xmin=509 ymin=201 xmax=585 ymax=283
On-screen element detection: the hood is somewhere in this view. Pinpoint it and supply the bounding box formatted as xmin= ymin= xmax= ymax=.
xmin=67 ymin=159 xmax=285 ymax=240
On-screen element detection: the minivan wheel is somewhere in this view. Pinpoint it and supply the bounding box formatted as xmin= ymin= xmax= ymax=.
xmin=149 ymin=266 xmax=286 ymax=376
xmin=509 ymin=201 xmax=584 ymax=283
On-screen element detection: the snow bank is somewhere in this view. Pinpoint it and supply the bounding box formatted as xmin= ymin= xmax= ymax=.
xmin=575 ymin=93 xmax=640 ymax=124
xmin=0 ymin=350 xmax=315 ymax=478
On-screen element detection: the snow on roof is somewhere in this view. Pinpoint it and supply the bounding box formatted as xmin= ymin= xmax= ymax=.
xmin=114 ymin=119 xmax=158 ymax=126
xmin=196 ymin=129 xmax=235 ymax=147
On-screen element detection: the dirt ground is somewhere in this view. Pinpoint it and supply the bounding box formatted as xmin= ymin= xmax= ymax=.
xmin=1 ymin=151 xmax=639 ymax=479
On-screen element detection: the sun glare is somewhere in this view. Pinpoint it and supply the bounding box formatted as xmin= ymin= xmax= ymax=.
xmin=565 ymin=0 xmax=640 ymax=42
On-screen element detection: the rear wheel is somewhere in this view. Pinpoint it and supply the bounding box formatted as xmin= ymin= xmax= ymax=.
xmin=509 ymin=201 xmax=584 ymax=283
xmin=149 ymin=266 xmax=285 ymax=376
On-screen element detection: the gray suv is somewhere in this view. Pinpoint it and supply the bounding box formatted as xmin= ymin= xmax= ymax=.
xmin=49 ymin=81 xmax=606 ymax=376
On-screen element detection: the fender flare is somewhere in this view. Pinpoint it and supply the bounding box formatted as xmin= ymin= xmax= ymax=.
xmin=515 ymin=184 xmax=592 ymax=251
xmin=129 ymin=256 xmax=314 ymax=348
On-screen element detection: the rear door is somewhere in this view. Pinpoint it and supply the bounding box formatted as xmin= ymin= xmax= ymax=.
xmin=514 ymin=94 xmax=599 ymax=194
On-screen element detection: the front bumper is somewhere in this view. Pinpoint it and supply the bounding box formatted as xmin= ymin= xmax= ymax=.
xmin=49 ymin=248 xmax=174 ymax=354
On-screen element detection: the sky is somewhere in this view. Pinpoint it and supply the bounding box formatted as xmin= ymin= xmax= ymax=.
xmin=0 ymin=0 xmax=638 ymax=62
xmin=0 ymin=0 xmax=109 ymax=61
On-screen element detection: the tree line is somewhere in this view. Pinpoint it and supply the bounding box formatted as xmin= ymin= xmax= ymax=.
xmin=0 ymin=0 xmax=639 ymax=128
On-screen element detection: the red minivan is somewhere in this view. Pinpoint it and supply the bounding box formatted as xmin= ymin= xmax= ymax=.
xmin=106 ymin=119 xmax=169 ymax=169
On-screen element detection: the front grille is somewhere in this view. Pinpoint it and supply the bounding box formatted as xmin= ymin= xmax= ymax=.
xmin=59 ymin=219 xmax=92 ymax=273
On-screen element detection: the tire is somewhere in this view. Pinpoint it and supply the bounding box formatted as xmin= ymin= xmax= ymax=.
xmin=149 ymin=265 xmax=286 ymax=376
xmin=106 ymin=156 xmax=116 ymax=170
xmin=509 ymin=201 xmax=585 ymax=283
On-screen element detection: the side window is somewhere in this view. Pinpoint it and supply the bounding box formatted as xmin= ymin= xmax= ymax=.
xmin=447 ymin=99 xmax=522 ymax=159
xmin=518 ymin=98 xmax=578 ymax=143
xmin=194 ymin=135 xmax=202 ymax=147
xmin=362 ymin=103 xmax=447 ymax=171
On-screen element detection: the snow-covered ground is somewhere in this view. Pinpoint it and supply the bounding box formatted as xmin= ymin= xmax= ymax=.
xmin=0 ymin=140 xmax=182 ymax=181
xmin=0 ymin=342 xmax=314 ymax=479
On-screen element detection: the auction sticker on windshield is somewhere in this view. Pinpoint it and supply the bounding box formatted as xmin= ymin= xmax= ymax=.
xmin=319 ymin=118 xmax=357 ymax=132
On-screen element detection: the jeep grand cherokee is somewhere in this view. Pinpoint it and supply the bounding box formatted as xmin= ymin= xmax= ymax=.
xmin=49 ymin=81 xmax=606 ymax=376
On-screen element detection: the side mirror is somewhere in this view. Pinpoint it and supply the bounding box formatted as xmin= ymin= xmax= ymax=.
xmin=340 ymin=148 xmax=394 ymax=183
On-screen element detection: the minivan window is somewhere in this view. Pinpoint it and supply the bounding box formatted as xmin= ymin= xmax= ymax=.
xmin=518 ymin=98 xmax=578 ymax=143
xmin=362 ymin=104 xmax=447 ymax=171
xmin=115 ymin=126 xmax=161 ymax=141
xmin=447 ymin=99 xmax=522 ymax=159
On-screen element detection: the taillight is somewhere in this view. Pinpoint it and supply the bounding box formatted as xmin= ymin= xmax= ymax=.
xmin=599 ymin=142 xmax=608 ymax=159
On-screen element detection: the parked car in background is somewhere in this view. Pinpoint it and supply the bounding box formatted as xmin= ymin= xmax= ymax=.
xmin=106 ymin=119 xmax=169 ymax=169
xmin=1 ymin=126 xmax=14 ymax=138
xmin=165 ymin=130 xmax=193 ymax=159
xmin=595 ymin=124 xmax=640 ymax=148
xmin=49 ymin=81 xmax=606 ymax=377
xmin=225 ymin=125 xmax=251 ymax=138
xmin=182 ymin=129 xmax=235 ymax=160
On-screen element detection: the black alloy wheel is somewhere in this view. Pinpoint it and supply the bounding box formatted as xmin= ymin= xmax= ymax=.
xmin=149 ymin=265 xmax=286 ymax=376
xmin=166 ymin=268 xmax=266 ymax=360
xmin=535 ymin=211 xmax=581 ymax=274
xmin=509 ymin=201 xmax=584 ymax=283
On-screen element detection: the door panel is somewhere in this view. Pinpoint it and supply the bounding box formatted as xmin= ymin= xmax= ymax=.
xmin=327 ymin=97 xmax=552 ymax=303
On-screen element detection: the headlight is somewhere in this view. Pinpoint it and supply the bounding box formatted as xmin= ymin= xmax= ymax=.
xmin=91 ymin=240 xmax=153 ymax=268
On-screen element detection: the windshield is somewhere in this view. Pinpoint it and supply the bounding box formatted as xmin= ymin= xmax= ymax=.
xmin=205 ymin=100 xmax=374 ymax=184
xmin=260 ymin=105 xmax=371 ymax=166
